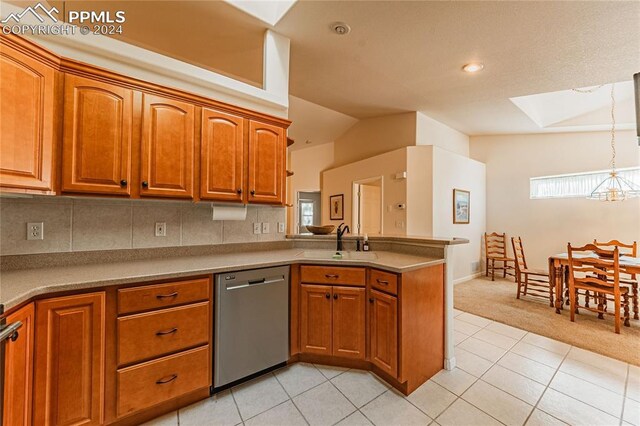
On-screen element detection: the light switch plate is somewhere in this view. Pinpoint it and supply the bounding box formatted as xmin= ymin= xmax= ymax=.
xmin=277 ymin=222 xmax=285 ymax=233
xmin=253 ymin=223 xmax=262 ymax=234
xmin=155 ymin=222 xmax=167 ymax=237
xmin=262 ymin=222 xmax=270 ymax=233
xmin=27 ymin=222 xmax=43 ymax=240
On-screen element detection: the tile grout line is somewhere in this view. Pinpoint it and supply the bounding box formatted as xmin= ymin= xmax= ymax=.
xmin=272 ymin=367 xmax=312 ymax=426
xmin=619 ymin=363 xmax=630 ymax=426
xmin=523 ymin=344 xmax=573 ymax=425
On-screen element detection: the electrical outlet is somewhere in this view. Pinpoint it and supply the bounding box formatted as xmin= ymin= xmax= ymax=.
xmin=155 ymin=222 xmax=167 ymax=237
xmin=253 ymin=223 xmax=262 ymax=234
xmin=277 ymin=222 xmax=285 ymax=233
xmin=27 ymin=222 xmax=43 ymax=240
xmin=262 ymin=222 xmax=270 ymax=234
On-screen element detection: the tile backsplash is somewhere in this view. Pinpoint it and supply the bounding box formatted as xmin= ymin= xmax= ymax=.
xmin=0 ymin=197 xmax=286 ymax=255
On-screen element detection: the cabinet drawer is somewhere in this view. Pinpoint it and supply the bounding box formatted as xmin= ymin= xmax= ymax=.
xmin=300 ymin=266 xmax=365 ymax=287
xmin=117 ymin=302 xmax=209 ymax=365
xmin=370 ymin=269 xmax=398 ymax=296
xmin=118 ymin=278 xmax=210 ymax=314
xmin=116 ymin=346 xmax=209 ymax=417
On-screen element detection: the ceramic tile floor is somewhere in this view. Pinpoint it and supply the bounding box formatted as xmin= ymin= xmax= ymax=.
xmin=144 ymin=309 xmax=640 ymax=426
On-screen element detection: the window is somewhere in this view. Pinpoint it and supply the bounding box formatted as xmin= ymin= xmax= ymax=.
xmin=530 ymin=167 xmax=640 ymax=199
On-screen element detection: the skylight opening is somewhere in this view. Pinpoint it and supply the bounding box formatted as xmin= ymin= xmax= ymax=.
xmin=224 ymin=0 xmax=297 ymax=26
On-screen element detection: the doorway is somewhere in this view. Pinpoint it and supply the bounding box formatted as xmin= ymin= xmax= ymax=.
xmin=353 ymin=177 xmax=383 ymax=235
xmin=297 ymin=191 xmax=321 ymax=234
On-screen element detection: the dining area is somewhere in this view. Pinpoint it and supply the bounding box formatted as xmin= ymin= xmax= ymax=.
xmin=485 ymin=232 xmax=639 ymax=334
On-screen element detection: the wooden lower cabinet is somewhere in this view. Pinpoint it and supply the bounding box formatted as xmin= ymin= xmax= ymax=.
xmin=369 ymin=289 xmax=398 ymax=377
xmin=332 ymin=287 xmax=366 ymax=359
xmin=299 ymin=283 xmax=366 ymax=360
xmin=300 ymin=284 xmax=332 ymax=355
xmin=116 ymin=346 xmax=209 ymax=418
xmin=33 ymin=292 xmax=105 ymax=426
xmin=3 ymin=303 xmax=35 ymax=426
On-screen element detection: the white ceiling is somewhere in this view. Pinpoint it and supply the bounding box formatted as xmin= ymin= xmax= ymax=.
xmin=273 ymin=1 xmax=640 ymax=135
xmin=35 ymin=1 xmax=640 ymax=137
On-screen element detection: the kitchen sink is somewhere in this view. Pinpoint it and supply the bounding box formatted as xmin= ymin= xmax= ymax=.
xmin=298 ymin=250 xmax=378 ymax=261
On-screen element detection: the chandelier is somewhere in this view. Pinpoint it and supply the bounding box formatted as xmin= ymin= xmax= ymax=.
xmin=577 ymin=84 xmax=640 ymax=201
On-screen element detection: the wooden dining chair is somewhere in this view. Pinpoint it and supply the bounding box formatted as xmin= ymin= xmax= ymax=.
xmin=484 ymin=232 xmax=515 ymax=281
xmin=511 ymin=237 xmax=554 ymax=306
xmin=593 ymin=239 xmax=638 ymax=320
xmin=567 ymin=243 xmax=630 ymax=334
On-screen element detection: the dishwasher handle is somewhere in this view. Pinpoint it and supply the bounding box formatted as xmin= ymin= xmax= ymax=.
xmin=226 ymin=275 xmax=285 ymax=290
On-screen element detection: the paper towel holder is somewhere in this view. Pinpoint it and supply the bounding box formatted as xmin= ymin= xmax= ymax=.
xmin=211 ymin=203 xmax=247 ymax=221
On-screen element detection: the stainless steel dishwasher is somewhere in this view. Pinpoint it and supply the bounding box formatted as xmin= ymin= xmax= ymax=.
xmin=214 ymin=266 xmax=289 ymax=390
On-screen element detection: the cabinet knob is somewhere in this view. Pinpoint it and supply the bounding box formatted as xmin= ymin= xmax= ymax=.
xmin=325 ymin=293 xmax=330 ymax=299
xmin=9 ymin=330 xmax=19 ymax=342
xmin=141 ymin=181 xmax=149 ymax=188
xmin=250 ymin=190 xmax=256 ymax=196
xmin=333 ymin=293 xmax=338 ymax=300
xmin=237 ymin=189 xmax=242 ymax=195
xmin=120 ymin=179 xmax=127 ymax=187
xmin=369 ymin=298 xmax=374 ymax=303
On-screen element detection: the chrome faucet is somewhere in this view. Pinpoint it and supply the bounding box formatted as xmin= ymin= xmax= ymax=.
xmin=336 ymin=223 xmax=350 ymax=252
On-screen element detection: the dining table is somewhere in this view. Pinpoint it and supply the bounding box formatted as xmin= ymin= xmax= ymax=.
xmin=548 ymin=252 xmax=640 ymax=316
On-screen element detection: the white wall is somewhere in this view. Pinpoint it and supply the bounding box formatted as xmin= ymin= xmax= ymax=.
xmin=416 ymin=113 xmax=470 ymax=157
xmin=322 ymin=148 xmax=408 ymax=233
xmin=406 ymin=146 xmax=433 ymax=236
xmin=470 ymin=130 xmax=640 ymax=269
xmin=333 ymin=113 xmax=416 ymax=167
xmin=432 ymin=147 xmax=486 ymax=282
xmin=287 ymin=143 xmax=335 ymax=233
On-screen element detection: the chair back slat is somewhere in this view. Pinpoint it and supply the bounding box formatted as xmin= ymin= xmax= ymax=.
xmin=567 ymin=243 xmax=620 ymax=292
xmin=485 ymin=232 xmax=507 ymax=258
xmin=593 ymin=239 xmax=637 ymax=279
xmin=510 ymin=237 xmax=527 ymax=272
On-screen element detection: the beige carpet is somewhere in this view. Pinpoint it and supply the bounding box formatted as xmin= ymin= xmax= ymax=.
xmin=454 ymin=277 xmax=640 ymax=366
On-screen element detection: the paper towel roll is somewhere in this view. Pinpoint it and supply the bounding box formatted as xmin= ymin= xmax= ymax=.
xmin=211 ymin=204 xmax=247 ymax=221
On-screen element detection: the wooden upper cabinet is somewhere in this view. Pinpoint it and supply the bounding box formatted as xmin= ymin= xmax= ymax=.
xmin=247 ymin=121 xmax=285 ymax=205
xmin=0 ymin=43 xmax=56 ymax=193
xmin=332 ymin=287 xmax=366 ymax=359
xmin=300 ymin=284 xmax=332 ymax=356
xmin=3 ymin=302 xmax=35 ymax=426
xmin=140 ymin=94 xmax=195 ymax=198
xmin=370 ymin=290 xmax=398 ymax=378
xmin=33 ymin=292 xmax=105 ymax=426
xmin=62 ymin=74 xmax=133 ymax=195
xmin=200 ymin=108 xmax=245 ymax=202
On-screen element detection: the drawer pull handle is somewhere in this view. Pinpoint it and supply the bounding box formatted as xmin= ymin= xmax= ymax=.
xmin=156 ymin=328 xmax=178 ymax=336
xmin=156 ymin=292 xmax=178 ymax=299
xmin=156 ymin=374 xmax=178 ymax=385
xmin=325 ymin=274 xmax=339 ymax=279
xmin=376 ymin=279 xmax=389 ymax=285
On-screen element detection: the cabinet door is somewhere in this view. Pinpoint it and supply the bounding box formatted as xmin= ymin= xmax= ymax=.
xmin=247 ymin=121 xmax=285 ymax=205
xmin=140 ymin=94 xmax=195 ymax=198
xmin=332 ymin=286 xmax=366 ymax=359
xmin=200 ymin=108 xmax=244 ymax=202
xmin=33 ymin=293 xmax=105 ymax=426
xmin=370 ymin=290 xmax=398 ymax=377
xmin=0 ymin=43 xmax=56 ymax=192
xmin=3 ymin=303 xmax=35 ymax=426
xmin=300 ymin=284 xmax=332 ymax=355
xmin=62 ymin=74 xmax=133 ymax=195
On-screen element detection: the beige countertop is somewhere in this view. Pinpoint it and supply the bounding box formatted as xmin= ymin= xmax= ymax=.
xmin=0 ymin=248 xmax=443 ymax=311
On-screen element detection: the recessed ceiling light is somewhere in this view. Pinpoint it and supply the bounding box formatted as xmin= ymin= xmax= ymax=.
xmin=462 ymin=63 xmax=484 ymax=73
xmin=330 ymin=22 xmax=351 ymax=35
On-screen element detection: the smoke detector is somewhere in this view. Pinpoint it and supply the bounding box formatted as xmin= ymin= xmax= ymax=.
xmin=330 ymin=22 xmax=351 ymax=35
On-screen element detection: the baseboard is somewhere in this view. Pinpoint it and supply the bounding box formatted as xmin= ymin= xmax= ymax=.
xmin=453 ymin=272 xmax=482 ymax=285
